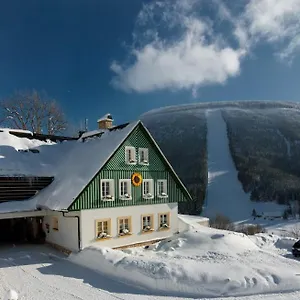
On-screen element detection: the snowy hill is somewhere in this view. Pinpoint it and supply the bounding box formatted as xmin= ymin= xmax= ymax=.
xmin=141 ymin=101 xmax=300 ymax=220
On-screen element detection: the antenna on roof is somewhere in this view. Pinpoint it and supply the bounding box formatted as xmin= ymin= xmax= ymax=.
xmin=84 ymin=118 xmax=88 ymax=131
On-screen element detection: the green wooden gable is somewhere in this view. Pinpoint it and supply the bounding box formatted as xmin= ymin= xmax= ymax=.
xmin=68 ymin=122 xmax=192 ymax=211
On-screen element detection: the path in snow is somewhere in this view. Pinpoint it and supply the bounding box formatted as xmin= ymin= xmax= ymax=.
xmin=203 ymin=110 xmax=284 ymax=222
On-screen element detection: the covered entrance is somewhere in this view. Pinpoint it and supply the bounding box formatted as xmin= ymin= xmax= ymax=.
xmin=0 ymin=211 xmax=46 ymax=245
xmin=0 ymin=217 xmax=45 ymax=244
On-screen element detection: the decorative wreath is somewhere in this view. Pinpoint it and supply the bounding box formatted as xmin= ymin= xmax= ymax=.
xmin=131 ymin=172 xmax=143 ymax=187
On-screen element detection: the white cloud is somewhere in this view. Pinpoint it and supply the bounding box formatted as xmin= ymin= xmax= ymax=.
xmin=244 ymin=0 xmax=300 ymax=59
xmin=111 ymin=0 xmax=300 ymax=94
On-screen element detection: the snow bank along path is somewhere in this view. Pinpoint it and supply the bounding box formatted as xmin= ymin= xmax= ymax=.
xmin=1 ymin=237 xmax=300 ymax=300
xmin=203 ymin=109 xmax=284 ymax=221
xmin=70 ymin=222 xmax=300 ymax=299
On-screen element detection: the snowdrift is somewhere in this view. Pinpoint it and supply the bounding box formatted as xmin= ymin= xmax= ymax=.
xmin=69 ymin=225 xmax=300 ymax=298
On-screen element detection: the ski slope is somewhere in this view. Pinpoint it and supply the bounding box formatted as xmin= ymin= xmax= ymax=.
xmin=203 ymin=110 xmax=284 ymax=222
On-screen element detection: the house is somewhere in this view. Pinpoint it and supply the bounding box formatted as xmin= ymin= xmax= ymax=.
xmin=0 ymin=115 xmax=192 ymax=252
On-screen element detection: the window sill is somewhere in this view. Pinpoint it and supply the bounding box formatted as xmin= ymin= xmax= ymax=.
xmin=143 ymin=196 xmax=154 ymax=200
xmin=157 ymin=195 xmax=168 ymax=199
xmin=119 ymin=197 xmax=132 ymax=201
xmin=52 ymin=228 xmax=59 ymax=231
xmin=118 ymin=233 xmax=133 ymax=238
xmin=101 ymin=198 xmax=115 ymax=202
xmin=139 ymin=162 xmax=149 ymax=166
xmin=96 ymin=237 xmax=112 ymax=241
xmin=141 ymin=229 xmax=154 ymax=234
xmin=158 ymin=226 xmax=170 ymax=231
xmin=125 ymin=162 xmax=137 ymax=165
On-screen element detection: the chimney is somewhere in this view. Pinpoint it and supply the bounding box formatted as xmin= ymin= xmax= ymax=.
xmin=97 ymin=113 xmax=113 ymax=129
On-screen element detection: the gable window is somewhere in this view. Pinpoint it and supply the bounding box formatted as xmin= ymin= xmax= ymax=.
xmin=96 ymin=219 xmax=111 ymax=239
xmin=142 ymin=214 xmax=154 ymax=233
xmin=125 ymin=146 xmax=136 ymax=164
xmin=118 ymin=216 xmax=132 ymax=236
xmin=119 ymin=179 xmax=132 ymax=200
xmin=143 ymin=179 xmax=154 ymax=199
xmin=157 ymin=180 xmax=168 ymax=198
xmin=139 ymin=148 xmax=149 ymax=165
xmin=52 ymin=217 xmax=59 ymax=231
xmin=158 ymin=212 xmax=170 ymax=230
xmin=101 ymin=179 xmax=114 ymax=201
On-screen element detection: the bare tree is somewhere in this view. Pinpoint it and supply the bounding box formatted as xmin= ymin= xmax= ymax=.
xmin=0 ymin=90 xmax=67 ymax=134
xmin=289 ymin=225 xmax=300 ymax=239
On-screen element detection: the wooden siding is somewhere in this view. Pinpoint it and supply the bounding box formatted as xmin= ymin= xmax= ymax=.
xmin=0 ymin=176 xmax=54 ymax=202
xmin=69 ymin=125 xmax=190 ymax=211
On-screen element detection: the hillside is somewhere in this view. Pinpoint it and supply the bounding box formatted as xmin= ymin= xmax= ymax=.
xmin=141 ymin=101 xmax=300 ymax=217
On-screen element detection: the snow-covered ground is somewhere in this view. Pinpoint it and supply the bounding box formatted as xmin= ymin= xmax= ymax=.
xmin=2 ymin=221 xmax=300 ymax=299
xmin=203 ymin=109 xmax=286 ymax=222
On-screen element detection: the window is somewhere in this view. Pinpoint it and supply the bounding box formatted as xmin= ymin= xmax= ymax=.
xmin=139 ymin=148 xmax=149 ymax=165
xmin=142 ymin=214 xmax=154 ymax=232
xmin=158 ymin=212 xmax=170 ymax=229
xmin=119 ymin=179 xmax=132 ymax=200
xmin=143 ymin=179 xmax=154 ymax=199
xmin=157 ymin=180 xmax=168 ymax=198
xmin=100 ymin=179 xmax=114 ymax=201
xmin=118 ymin=216 xmax=132 ymax=236
xmin=52 ymin=217 xmax=59 ymax=231
xmin=125 ymin=146 xmax=136 ymax=164
xmin=96 ymin=219 xmax=111 ymax=239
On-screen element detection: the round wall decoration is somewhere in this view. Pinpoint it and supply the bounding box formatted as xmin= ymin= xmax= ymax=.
xmin=131 ymin=172 xmax=142 ymax=186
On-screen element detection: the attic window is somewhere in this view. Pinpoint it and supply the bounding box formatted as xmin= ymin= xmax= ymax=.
xmin=101 ymin=179 xmax=115 ymax=201
xmin=125 ymin=146 xmax=136 ymax=164
xmin=157 ymin=180 xmax=168 ymax=198
xmin=139 ymin=148 xmax=149 ymax=165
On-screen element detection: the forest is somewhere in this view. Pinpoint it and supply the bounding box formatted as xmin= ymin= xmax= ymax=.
xmin=142 ymin=101 xmax=300 ymax=215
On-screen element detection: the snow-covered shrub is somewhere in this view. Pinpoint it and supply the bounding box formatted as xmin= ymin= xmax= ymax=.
xmin=236 ymin=224 xmax=266 ymax=235
xmin=209 ymin=214 xmax=234 ymax=231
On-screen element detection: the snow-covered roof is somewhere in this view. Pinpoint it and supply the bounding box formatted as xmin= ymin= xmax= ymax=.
xmin=0 ymin=128 xmax=33 ymax=135
xmin=80 ymin=129 xmax=106 ymax=140
xmin=0 ymin=121 xmax=139 ymax=212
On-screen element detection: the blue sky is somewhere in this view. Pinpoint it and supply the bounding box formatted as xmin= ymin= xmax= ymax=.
xmin=1 ymin=0 xmax=300 ymax=130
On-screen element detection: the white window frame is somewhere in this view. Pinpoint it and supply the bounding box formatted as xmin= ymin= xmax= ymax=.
xmin=100 ymin=179 xmax=115 ymax=201
xmin=139 ymin=148 xmax=149 ymax=165
xmin=157 ymin=179 xmax=168 ymax=198
xmin=119 ymin=179 xmax=132 ymax=200
xmin=142 ymin=179 xmax=154 ymax=199
xmin=125 ymin=146 xmax=137 ymax=165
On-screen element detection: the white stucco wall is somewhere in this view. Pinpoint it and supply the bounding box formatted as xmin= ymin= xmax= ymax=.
xmin=43 ymin=211 xmax=80 ymax=252
xmin=80 ymin=203 xmax=178 ymax=249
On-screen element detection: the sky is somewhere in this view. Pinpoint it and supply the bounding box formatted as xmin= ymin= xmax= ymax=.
xmin=1 ymin=0 xmax=300 ymax=130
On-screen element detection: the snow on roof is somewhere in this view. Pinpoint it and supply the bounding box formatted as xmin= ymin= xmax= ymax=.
xmin=0 ymin=129 xmax=67 ymax=177
xmin=35 ymin=120 xmax=139 ymax=211
xmin=0 ymin=121 xmax=139 ymax=212
xmin=97 ymin=113 xmax=113 ymax=122
xmin=0 ymin=127 xmax=33 ymax=135
xmin=80 ymin=129 xmax=105 ymax=140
